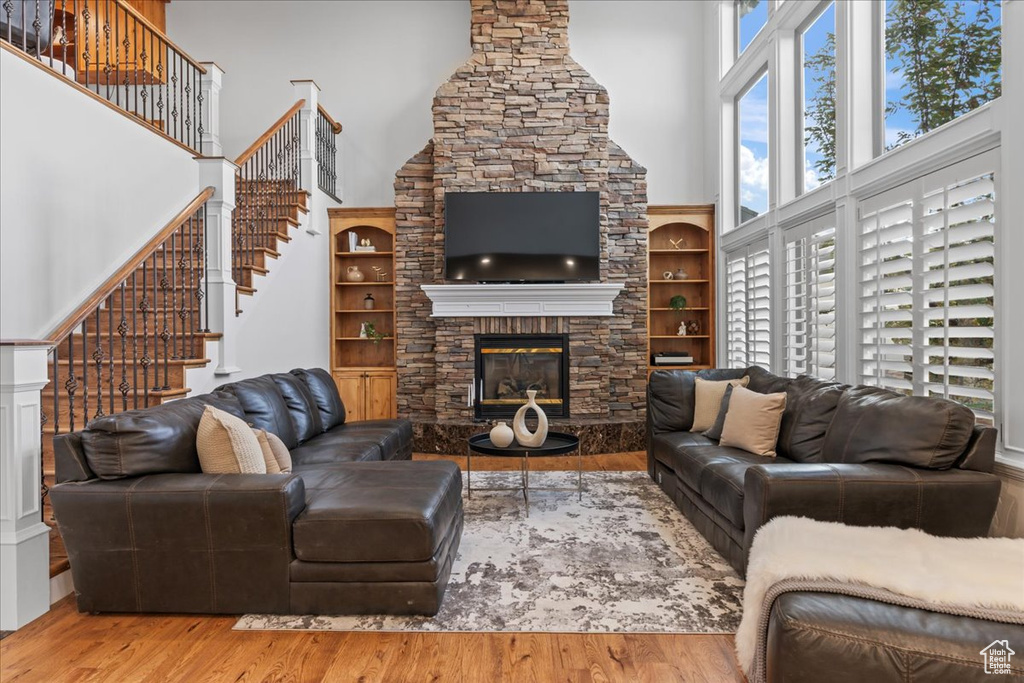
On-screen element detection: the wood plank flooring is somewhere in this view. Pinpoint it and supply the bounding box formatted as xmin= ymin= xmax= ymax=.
xmin=2 ymin=452 xmax=747 ymax=683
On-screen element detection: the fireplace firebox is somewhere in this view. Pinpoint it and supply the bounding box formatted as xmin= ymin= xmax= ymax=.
xmin=474 ymin=334 xmax=569 ymax=420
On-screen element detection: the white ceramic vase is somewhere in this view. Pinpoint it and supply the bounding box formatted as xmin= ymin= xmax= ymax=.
xmin=513 ymin=390 xmax=548 ymax=447
xmin=489 ymin=421 xmax=514 ymax=448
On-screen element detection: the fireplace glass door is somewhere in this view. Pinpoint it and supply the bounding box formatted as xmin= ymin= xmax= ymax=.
xmin=475 ymin=334 xmax=569 ymax=420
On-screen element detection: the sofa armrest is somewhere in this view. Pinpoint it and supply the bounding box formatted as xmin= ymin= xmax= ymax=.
xmin=743 ymin=463 xmax=1001 ymax=553
xmin=50 ymin=473 xmax=306 ymax=614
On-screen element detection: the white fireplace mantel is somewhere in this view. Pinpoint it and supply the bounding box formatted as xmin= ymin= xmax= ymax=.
xmin=420 ymin=283 xmax=624 ymax=318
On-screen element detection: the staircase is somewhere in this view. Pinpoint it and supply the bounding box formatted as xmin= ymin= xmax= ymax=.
xmin=40 ymin=189 xmax=220 ymax=575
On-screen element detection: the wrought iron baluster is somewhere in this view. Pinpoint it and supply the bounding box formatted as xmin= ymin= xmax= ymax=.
xmin=139 ymin=262 xmax=150 ymax=406
xmin=183 ymin=62 xmax=192 ymax=148
xmin=131 ymin=271 xmax=139 ymax=409
xmin=51 ymin=346 xmax=59 ymax=437
xmin=92 ymin=309 xmax=103 ymax=418
xmin=171 ymin=228 xmax=180 ymax=359
xmin=108 ymin=295 xmax=114 ymax=415
xmin=153 ymin=252 xmax=164 ymax=391
xmin=65 ymin=331 xmax=78 ymax=432
xmin=140 ymin=25 xmax=149 ymax=124
xmin=81 ymin=321 xmax=88 ymax=425
xmin=196 ymin=64 xmax=204 ymax=150
xmin=92 ymin=0 xmax=99 ymax=93
xmin=3 ymin=0 xmax=12 ymax=44
xmin=160 ymin=242 xmax=170 ymax=389
xmin=186 ymin=215 xmax=195 ymax=342
xmin=31 ymin=0 xmax=40 ymax=58
xmin=200 ymin=204 xmax=209 ymax=332
xmin=156 ymin=36 xmax=164 ymax=134
xmin=101 ymin=5 xmax=111 ymax=98
xmin=59 ymin=0 xmax=67 ymax=75
xmin=81 ymin=0 xmax=90 ymax=89
xmin=118 ymin=281 xmax=129 ymax=410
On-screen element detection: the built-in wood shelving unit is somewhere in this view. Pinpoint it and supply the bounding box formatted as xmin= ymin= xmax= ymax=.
xmin=328 ymin=208 xmax=398 ymax=420
xmin=647 ymin=205 xmax=716 ymax=373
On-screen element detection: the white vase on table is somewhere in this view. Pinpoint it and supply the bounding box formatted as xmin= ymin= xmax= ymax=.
xmin=513 ymin=390 xmax=548 ymax=447
xmin=489 ymin=421 xmax=515 ymax=448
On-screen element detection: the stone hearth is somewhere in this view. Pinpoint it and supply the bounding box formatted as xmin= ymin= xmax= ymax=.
xmin=394 ymin=0 xmax=648 ymax=451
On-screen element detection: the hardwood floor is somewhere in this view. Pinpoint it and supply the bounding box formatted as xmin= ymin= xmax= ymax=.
xmin=2 ymin=453 xmax=747 ymax=683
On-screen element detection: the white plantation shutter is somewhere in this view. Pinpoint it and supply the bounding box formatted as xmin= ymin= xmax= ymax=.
xmin=725 ymin=241 xmax=771 ymax=369
xmin=859 ymin=199 xmax=915 ymax=394
xmin=857 ymin=155 xmax=996 ymax=423
xmin=785 ymin=221 xmax=836 ymax=380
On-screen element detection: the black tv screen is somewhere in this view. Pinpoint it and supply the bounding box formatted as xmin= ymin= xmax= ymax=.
xmin=444 ymin=192 xmax=600 ymax=282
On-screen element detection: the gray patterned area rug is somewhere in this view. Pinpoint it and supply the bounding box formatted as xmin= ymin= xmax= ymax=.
xmin=235 ymin=471 xmax=744 ymax=634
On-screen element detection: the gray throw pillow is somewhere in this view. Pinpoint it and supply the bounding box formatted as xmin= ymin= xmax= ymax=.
xmin=703 ymin=384 xmax=735 ymax=441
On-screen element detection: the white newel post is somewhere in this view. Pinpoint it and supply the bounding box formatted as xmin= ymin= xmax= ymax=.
xmin=0 ymin=344 xmax=52 ymax=630
xmin=196 ymin=158 xmax=241 ymax=376
xmin=291 ymin=79 xmax=320 ymax=235
xmin=199 ymin=63 xmax=224 ymax=157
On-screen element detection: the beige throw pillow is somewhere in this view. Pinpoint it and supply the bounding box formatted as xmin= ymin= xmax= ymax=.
xmin=264 ymin=430 xmax=292 ymax=474
xmin=720 ymin=386 xmax=788 ymax=457
xmin=197 ymin=405 xmax=267 ymax=474
xmin=691 ymin=376 xmax=750 ymax=432
xmin=252 ymin=429 xmax=282 ymax=474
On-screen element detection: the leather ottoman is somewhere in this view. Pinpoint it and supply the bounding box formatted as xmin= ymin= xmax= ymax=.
xmin=289 ymin=460 xmax=464 ymax=615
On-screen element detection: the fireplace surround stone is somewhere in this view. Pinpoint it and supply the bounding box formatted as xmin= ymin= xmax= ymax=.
xmin=393 ymin=0 xmax=648 ymax=452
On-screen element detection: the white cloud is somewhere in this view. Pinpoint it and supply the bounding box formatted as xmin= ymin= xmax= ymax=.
xmin=739 ymin=78 xmax=770 ymax=145
xmin=739 ymin=144 xmax=768 ymax=210
xmin=804 ymin=157 xmax=821 ymax=192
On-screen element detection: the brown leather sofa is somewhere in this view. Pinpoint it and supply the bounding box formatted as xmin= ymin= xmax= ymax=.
xmin=647 ymin=367 xmax=1001 ymax=576
xmin=50 ymin=368 xmax=463 ymax=616
xmin=765 ymin=592 xmax=1024 ymax=682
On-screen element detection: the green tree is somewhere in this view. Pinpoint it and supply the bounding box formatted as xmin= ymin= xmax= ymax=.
xmin=803 ymin=0 xmax=1001 ymax=176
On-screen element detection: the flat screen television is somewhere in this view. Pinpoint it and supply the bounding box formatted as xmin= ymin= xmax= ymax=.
xmin=444 ymin=191 xmax=600 ymax=282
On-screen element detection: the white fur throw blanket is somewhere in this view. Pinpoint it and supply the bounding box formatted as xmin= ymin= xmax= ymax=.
xmin=736 ymin=517 xmax=1024 ymax=681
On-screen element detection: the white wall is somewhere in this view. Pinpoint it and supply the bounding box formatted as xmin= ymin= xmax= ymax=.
xmin=166 ymin=0 xmax=711 ymax=207
xmin=570 ymin=1 xmax=709 ymax=203
xmin=0 ymin=49 xmax=199 ymax=340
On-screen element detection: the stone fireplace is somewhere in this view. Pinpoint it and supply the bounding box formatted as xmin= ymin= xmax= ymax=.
xmin=394 ymin=0 xmax=648 ymax=454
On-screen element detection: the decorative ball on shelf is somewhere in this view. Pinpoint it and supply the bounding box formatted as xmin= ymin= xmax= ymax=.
xmin=489 ymin=421 xmax=515 ymax=448
xmin=513 ymin=390 xmax=548 ymax=447
xmin=662 ymin=271 xmax=674 ymax=280
xmin=685 ymin=319 xmax=701 ymax=336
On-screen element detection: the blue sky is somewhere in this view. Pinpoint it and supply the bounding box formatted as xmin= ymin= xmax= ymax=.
xmin=738 ymin=73 xmax=768 ymax=218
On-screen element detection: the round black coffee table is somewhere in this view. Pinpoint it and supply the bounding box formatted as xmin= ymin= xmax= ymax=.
xmin=466 ymin=432 xmax=581 ymax=516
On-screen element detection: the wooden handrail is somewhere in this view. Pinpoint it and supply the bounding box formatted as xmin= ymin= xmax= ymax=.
xmin=318 ymin=103 xmax=343 ymax=134
xmin=46 ymin=187 xmax=216 ymax=344
xmin=235 ymin=100 xmax=306 ymax=166
xmin=114 ymin=0 xmax=208 ymax=74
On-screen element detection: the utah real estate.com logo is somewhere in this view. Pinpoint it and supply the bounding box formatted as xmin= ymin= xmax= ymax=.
xmin=980 ymin=640 xmax=1015 ymax=675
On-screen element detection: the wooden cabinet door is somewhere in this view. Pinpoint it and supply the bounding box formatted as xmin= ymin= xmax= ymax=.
xmin=365 ymin=371 xmax=397 ymax=420
xmin=333 ymin=371 xmax=366 ymax=423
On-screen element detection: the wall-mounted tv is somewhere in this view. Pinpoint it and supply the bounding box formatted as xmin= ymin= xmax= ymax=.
xmin=444 ymin=191 xmax=600 ymax=282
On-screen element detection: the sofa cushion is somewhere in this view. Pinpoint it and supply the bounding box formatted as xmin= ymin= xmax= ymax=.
xmin=648 ymin=369 xmax=749 ymax=434
xmin=291 ymin=368 xmax=346 ymax=431
xmin=220 ymin=376 xmax=300 ymax=449
xmin=693 ymin=376 xmax=750 ymax=432
xmin=328 ymin=419 xmax=414 ymax=461
xmin=196 ymin=406 xmax=267 ymax=474
xmin=776 ymin=375 xmax=847 ymax=463
xmin=289 ymin=429 xmax=383 ymax=466
xmin=79 ymin=392 xmax=245 ymax=480
xmin=692 ymin=448 xmax=786 ymax=528
xmin=253 ymin=429 xmax=282 ymax=474
xmin=292 ymin=461 xmax=463 ymax=563
xmin=720 ymin=386 xmax=787 ymax=457
xmin=651 ymin=432 xmax=717 ymax=469
xmin=272 ymin=373 xmax=324 ymax=443
xmin=746 ymin=365 xmax=793 ymax=395
xmin=672 ymin=445 xmax=792 ymax=512
xmin=821 ymin=386 xmax=975 ymax=469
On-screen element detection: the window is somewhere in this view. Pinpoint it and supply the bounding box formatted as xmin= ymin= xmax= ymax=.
xmin=785 ymin=222 xmax=836 ymax=379
xmin=884 ymin=0 xmax=1001 ymax=151
xmin=737 ymin=72 xmax=769 ymax=224
xmin=726 ymin=242 xmax=771 ymax=369
xmin=737 ymin=1 xmax=768 ymax=54
xmin=801 ymin=3 xmax=835 ymax=191
xmin=859 ymin=158 xmax=996 ymax=422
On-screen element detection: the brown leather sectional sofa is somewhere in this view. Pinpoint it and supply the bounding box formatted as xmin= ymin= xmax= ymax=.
xmin=647 ymin=366 xmax=1002 ymax=577
xmin=50 ymin=368 xmax=463 ymax=616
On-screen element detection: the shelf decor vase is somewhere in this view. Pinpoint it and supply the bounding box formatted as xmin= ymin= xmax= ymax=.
xmin=512 ymin=390 xmax=548 ymax=447
xmin=346 ymin=266 xmax=365 ymax=282
xmin=674 ymin=267 xmax=689 ymax=280
xmin=489 ymin=422 xmax=515 ymax=448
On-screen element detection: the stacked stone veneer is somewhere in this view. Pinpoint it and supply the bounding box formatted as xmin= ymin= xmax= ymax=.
xmin=394 ymin=0 xmax=648 ymax=449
